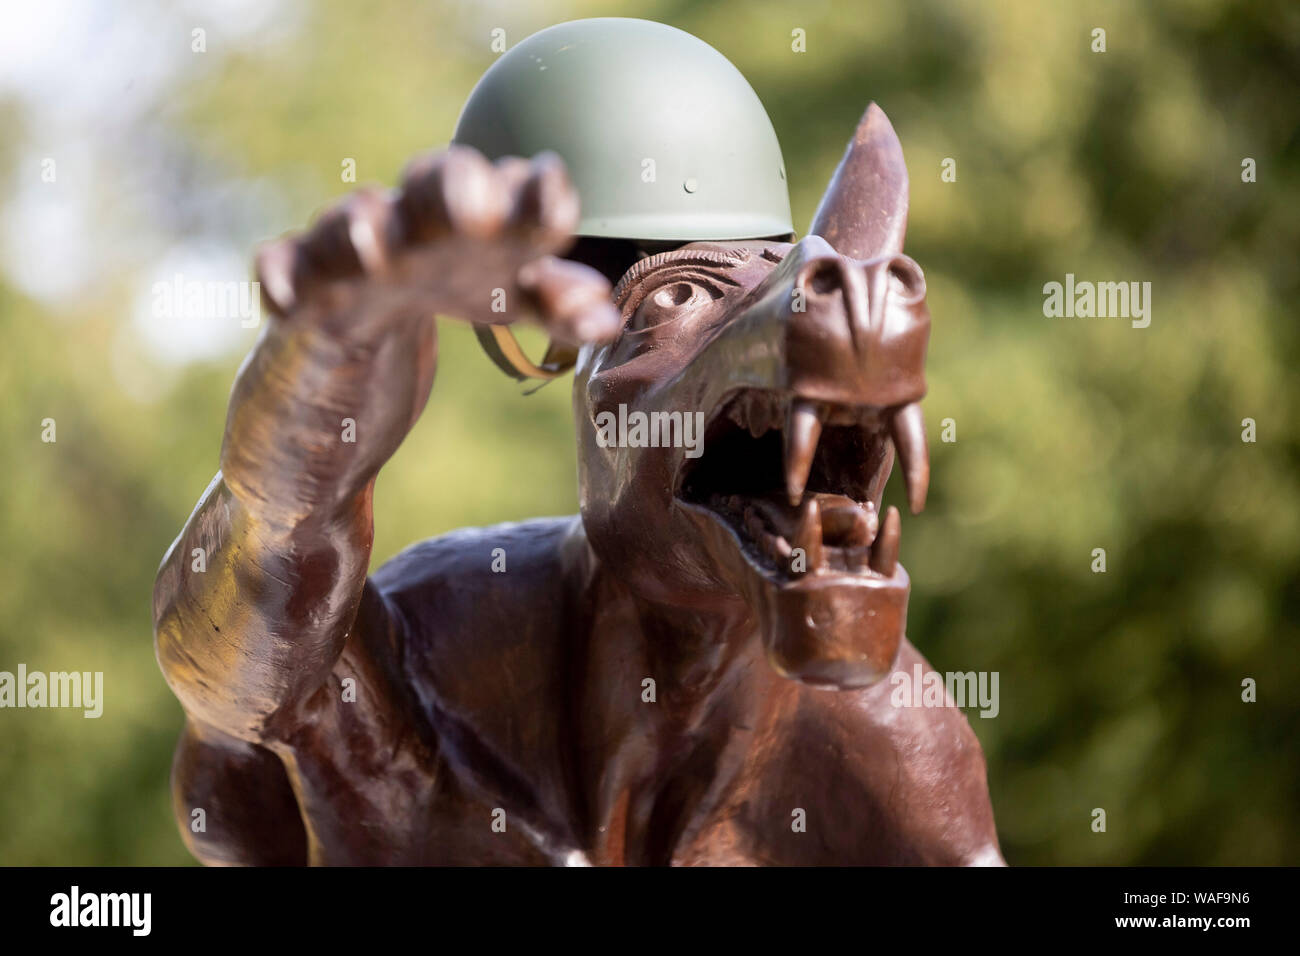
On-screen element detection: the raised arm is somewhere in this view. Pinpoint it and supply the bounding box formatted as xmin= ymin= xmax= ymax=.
xmin=152 ymin=147 xmax=617 ymax=742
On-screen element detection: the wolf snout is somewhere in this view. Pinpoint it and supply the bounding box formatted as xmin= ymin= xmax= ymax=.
xmin=776 ymin=248 xmax=930 ymax=412
xmin=791 ymin=251 xmax=925 ymax=342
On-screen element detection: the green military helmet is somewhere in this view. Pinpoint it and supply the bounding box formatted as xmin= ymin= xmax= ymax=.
xmin=453 ymin=17 xmax=794 ymax=243
xmin=454 ymin=18 xmax=793 ymax=380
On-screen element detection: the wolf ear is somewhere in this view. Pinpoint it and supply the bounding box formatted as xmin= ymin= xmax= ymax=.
xmin=808 ymin=103 xmax=908 ymax=260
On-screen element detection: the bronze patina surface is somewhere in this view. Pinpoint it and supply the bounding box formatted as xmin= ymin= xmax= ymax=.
xmin=152 ymin=103 xmax=1003 ymax=866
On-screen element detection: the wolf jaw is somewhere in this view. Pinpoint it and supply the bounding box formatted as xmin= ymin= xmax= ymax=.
xmin=670 ymin=387 xmax=930 ymax=690
xmin=676 ymin=387 xmax=928 ymax=584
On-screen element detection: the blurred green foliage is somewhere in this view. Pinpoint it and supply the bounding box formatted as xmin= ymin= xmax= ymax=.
xmin=1 ymin=0 xmax=1296 ymax=864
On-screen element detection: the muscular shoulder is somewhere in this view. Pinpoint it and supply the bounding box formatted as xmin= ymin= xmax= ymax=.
xmin=372 ymin=515 xmax=582 ymax=666
xmin=369 ymin=515 xmax=589 ymax=847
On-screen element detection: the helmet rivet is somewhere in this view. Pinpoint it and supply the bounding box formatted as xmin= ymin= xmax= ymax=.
xmin=683 ymin=178 xmax=699 ymax=194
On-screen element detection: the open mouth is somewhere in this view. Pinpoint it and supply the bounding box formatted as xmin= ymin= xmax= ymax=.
xmin=678 ymin=389 xmax=929 ymax=583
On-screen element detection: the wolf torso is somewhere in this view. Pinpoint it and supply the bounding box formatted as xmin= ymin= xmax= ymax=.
xmin=172 ymin=517 xmax=1001 ymax=866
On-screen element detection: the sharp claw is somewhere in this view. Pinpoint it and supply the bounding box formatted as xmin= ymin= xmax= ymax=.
xmin=254 ymin=240 xmax=298 ymax=316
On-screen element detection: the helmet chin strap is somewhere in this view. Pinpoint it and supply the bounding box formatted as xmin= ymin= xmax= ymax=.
xmin=474 ymin=325 xmax=577 ymax=382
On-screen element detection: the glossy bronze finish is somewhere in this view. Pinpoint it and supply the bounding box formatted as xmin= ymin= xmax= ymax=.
xmin=153 ymin=105 xmax=1003 ymax=865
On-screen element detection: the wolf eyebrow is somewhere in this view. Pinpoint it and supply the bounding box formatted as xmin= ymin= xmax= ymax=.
xmin=612 ymin=247 xmax=751 ymax=305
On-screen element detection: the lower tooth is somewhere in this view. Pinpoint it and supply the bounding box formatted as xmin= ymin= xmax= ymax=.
xmin=869 ymin=505 xmax=901 ymax=576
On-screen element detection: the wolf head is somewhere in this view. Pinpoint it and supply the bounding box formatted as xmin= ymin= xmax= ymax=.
xmin=574 ymin=105 xmax=931 ymax=690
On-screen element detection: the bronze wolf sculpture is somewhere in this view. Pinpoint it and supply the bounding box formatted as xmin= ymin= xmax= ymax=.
xmin=153 ymin=102 xmax=1003 ymax=866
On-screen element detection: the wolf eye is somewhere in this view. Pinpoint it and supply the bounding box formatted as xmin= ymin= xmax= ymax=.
xmin=633 ymin=276 xmax=720 ymax=329
xmin=653 ymin=281 xmax=704 ymax=309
